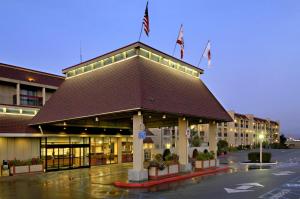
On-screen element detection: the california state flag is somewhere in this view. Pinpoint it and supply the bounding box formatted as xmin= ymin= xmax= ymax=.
xmin=176 ymin=25 xmax=184 ymax=59
xmin=203 ymin=41 xmax=211 ymax=66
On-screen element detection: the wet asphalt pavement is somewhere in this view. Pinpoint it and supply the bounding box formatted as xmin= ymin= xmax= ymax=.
xmin=0 ymin=149 xmax=299 ymax=199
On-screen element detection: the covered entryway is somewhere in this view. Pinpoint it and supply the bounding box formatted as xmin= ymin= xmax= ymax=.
xmin=30 ymin=42 xmax=232 ymax=181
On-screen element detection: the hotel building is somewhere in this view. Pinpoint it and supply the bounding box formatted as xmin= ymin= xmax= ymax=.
xmin=0 ymin=42 xmax=233 ymax=181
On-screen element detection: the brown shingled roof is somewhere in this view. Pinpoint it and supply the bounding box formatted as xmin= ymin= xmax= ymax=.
xmin=0 ymin=114 xmax=39 ymax=134
xmin=31 ymin=56 xmax=232 ymax=125
xmin=0 ymin=63 xmax=64 ymax=87
xmin=234 ymin=113 xmax=248 ymax=119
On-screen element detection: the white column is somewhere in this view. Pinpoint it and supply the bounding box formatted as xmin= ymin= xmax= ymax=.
xmin=42 ymin=87 xmax=46 ymax=105
xmin=117 ymin=137 xmax=122 ymax=164
xmin=16 ymin=83 xmax=20 ymax=105
xmin=178 ymin=117 xmax=191 ymax=171
xmin=128 ymin=113 xmax=148 ymax=181
xmin=209 ymin=122 xmax=217 ymax=158
xmin=178 ymin=118 xmax=188 ymax=165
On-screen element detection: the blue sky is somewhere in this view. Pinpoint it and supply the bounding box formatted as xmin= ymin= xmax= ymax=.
xmin=0 ymin=0 xmax=299 ymax=137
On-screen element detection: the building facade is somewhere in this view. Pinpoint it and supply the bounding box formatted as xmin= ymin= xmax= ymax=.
xmin=198 ymin=110 xmax=280 ymax=147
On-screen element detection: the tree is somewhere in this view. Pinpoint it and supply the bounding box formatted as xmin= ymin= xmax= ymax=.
xmin=217 ymin=140 xmax=229 ymax=155
xmin=280 ymin=134 xmax=287 ymax=145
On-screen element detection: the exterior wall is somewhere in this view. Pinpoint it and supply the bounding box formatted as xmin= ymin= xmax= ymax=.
xmin=0 ymin=81 xmax=16 ymax=105
xmin=0 ymin=137 xmax=40 ymax=162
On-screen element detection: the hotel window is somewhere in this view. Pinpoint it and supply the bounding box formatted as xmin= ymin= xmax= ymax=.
xmin=245 ymin=121 xmax=249 ymax=128
xmin=246 ymin=134 xmax=249 ymax=137
xmin=161 ymin=57 xmax=168 ymax=65
xmin=218 ymin=132 xmax=222 ymax=137
xmin=235 ymin=122 xmax=238 ymax=127
xmin=140 ymin=49 xmax=149 ymax=58
xmin=224 ymin=122 xmax=228 ymax=127
xmin=241 ymin=133 xmax=244 ymax=137
xmin=224 ymin=133 xmax=228 ymax=137
xmin=253 ymin=134 xmax=256 ymax=137
xmin=234 ymin=133 xmax=238 ymax=137
xmin=20 ymin=87 xmax=42 ymax=106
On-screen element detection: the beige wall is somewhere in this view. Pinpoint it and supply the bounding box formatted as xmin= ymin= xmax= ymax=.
xmin=0 ymin=138 xmax=40 ymax=162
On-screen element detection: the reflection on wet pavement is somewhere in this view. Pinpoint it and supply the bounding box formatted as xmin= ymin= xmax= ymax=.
xmin=1 ymin=150 xmax=297 ymax=199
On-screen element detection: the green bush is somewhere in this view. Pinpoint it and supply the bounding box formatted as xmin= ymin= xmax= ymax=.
xmin=248 ymin=152 xmax=272 ymax=163
xmin=196 ymin=151 xmax=215 ymax=161
xmin=162 ymin=149 xmax=171 ymax=161
xmin=191 ymin=136 xmax=201 ymax=147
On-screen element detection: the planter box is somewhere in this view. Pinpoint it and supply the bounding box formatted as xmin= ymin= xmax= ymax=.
xmin=209 ymin=160 xmax=216 ymax=167
xmin=10 ymin=164 xmax=44 ymax=175
xmin=195 ymin=159 xmax=219 ymax=169
xmin=168 ymin=164 xmax=179 ymax=174
xmin=29 ymin=164 xmax=43 ymax=173
xmin=149 ymin=164 xmax=179 ymax=179
xmin=10 ymin=165 xmax=29 ymax=175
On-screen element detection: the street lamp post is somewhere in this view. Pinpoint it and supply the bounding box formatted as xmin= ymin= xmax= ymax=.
xmin=258 ymin=133 xmax=264 ymax=164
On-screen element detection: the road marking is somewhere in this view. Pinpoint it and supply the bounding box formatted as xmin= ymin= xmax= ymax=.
xmin=272 ymin=171 xmax=295 ymax=176
xmin=225 ymin=182 xmax=264 ymax=194
xmin=238 ymin=183 xmax=264 ymax=187
xmin=224 ymin=188 xmax=254 ymax=193
xmin=259 ymin=189 xmax=290 ymax=199
xmin=284 ymin=183 xmax=300 ymax=188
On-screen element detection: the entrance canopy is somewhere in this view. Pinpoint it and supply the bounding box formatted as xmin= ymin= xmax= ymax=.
xmin=30 ymin=42 xmax=232 ymax=130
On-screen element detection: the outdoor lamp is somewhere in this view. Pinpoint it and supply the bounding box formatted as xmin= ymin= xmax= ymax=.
xmin=259 ymin=134 xmax=264 ymax=140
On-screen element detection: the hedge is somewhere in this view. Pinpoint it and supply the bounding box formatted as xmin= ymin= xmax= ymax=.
xmin=248 ymin=152 xmax=272 ymax=163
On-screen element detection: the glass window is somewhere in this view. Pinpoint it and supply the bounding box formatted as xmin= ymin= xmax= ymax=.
xmin=126 ymin=49 xmax=136 ymax=58
xmin=224 ymin=133 xmax=228 ymax=137
xmin=103 ymin=57 xmax=112 ymax=65
xmin=94 ymin=61 xmax=102 ymax=69
xmin=6 ymin=108 xmax=19 ymax=114
xmin=84 ymin=64 xmax=93 ymax=72
xmin=161 ymin=58 xmax=168 ymax=65
xmin=140 ymin=49 xmax=149 ymax=58
xmin=114 ymin=53 xmax=124 ymax=62
xmin=75 ymin=68 xmax=83 ymax=75
xmin=151 ymin=53 xmax=160 ymax=62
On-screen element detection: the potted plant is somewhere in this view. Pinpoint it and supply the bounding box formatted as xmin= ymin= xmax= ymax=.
xmin=148 ymin=153 xmax=179 ymax=179
xmin=29 ymin=158 xmax=44 ymax=173
xmin=195 ymin=152 xmax=210 ymax=169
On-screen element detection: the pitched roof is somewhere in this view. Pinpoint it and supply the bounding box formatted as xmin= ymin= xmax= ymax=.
xmin=234 ymin=113 xmax=248 ymax=119
xmin=31 ymin=56 xmax=231 ymax=125
xmin=254 ymin=117 xmax=267 ymax=123
xmin=0 ymin=63 xmax=64 ymax=87
xmin=0 ymin=114 xmax=39 ymax=134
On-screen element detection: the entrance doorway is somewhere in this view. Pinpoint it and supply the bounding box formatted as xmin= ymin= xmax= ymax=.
xmin=41 ymin=137 xmax=90 ymax=171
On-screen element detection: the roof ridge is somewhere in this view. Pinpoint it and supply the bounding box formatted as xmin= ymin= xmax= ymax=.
xmin=0 ymin=62 xmax=65 ymax=79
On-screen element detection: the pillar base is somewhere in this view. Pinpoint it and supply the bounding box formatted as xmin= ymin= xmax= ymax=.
xmin=128 ymin=169 xmax=148 ymax=182
xmin=180 ymin=163 xmax=192 ymax=172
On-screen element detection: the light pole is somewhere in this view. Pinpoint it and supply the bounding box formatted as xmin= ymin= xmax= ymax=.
xmin=258 ymin=133 xmax=264 ymax=164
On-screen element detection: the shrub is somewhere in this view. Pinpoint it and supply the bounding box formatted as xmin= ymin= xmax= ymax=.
xmin=196 ymin=152 xmax=215 ymax=161
xmin=248 ymin=152 xmax=272 ymax=163
xmin=162 ymin=149 xmax=171 ymax=161
xmin=191 ymin=136 xmax=201 ymax=147
xmin=154 ymin=154 xmax=163 ymax=161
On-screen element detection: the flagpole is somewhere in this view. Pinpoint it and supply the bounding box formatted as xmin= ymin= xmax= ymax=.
xmin=197 ymin=40 xmax=210 ymax=67
xmin=138 ymin=23 xmax=144 ymax=42
xmin=172 ymin=24 xmax=182 ymax=56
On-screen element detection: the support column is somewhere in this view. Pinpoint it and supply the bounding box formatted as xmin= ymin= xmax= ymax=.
xmin=117 ymin=137 xmax=122 ymax=164
xmin=16 ymin=83 xmax=20 ymax=105
xmin=209 ymin=122 xmax=217 ymax=158
xmin=42 ymin=87 xmax=46 ymax=105
xmin=128 ymin=113 xmax=148 ymax=182
xmin=178 ymin=117 xmax=191 ymax=172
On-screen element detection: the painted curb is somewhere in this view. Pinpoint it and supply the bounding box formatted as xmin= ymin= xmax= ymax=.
xmin=114 ymin=167 xmax=229 ymax=188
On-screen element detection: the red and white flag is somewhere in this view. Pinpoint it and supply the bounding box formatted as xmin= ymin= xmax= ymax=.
xmin=203 ymin=41 xmax=211 ymax=66
xmin=176 ymin=25 xmax=184 ymax=59
xmin=143 ymin=1 xmax=150 ymax=36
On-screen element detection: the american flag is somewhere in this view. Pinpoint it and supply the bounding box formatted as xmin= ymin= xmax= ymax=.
xmin=143 ymin=1 xmax=150 ymax=36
